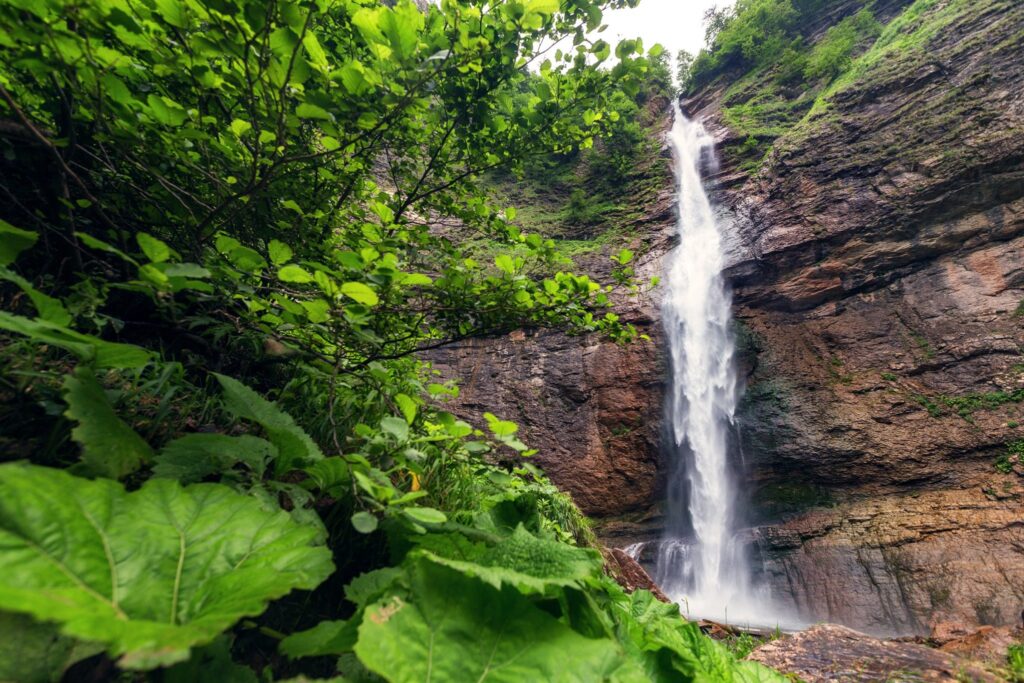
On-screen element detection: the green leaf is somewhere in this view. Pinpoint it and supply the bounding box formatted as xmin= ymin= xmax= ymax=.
xmin=300 ymin=299 xmax=330 ymax=323
xmin=296 ymin=103 xmax=332 ymax=120
xmin=0 ymin=463 xmax=334 ymax=669
xmin=302 ymin=33 xmax=328 ymax=70
xmin=0 ymin=266 xmax=72 ymax=325
xmin=394 ymin=393 xmax=416 ymax=424
xmin=340 ymin=282 xmax=379 ymax=306
xmin=278 ymin=264 xmax=314 ymax=283
xmin=526 ymin=0 xmax=560 ymax=17
xmin=229 ymin=118 xmax=252 ymax=137
xmin=153 ymin=433 xmax=276 ymax=484
xmin=268 ymin=240 xmax=293 ymax=265
xmin=281 ymin=618 xmax=358 ymax=659
xmin=63 ymin=367 xmax=153 ymax=479
xmin=378 ymin=2 xmax=424 ymax=60
xmin=350 ymin=511 xmax=378 ymax=534
xmin=137 ymin=232 xmax=172 ymax=263
xmin=214 ymin=374 xmax=324 ymax=473
xmin=419 ymin=526 xmax=600 ymax=595
xmin=484 ymin=412 xmax=518 ymax=437
xmin=154 ymin=0 xmax=188 ymax=28
xmin=402 ymin=507 xmax=446 ymax=525
xmin=494 ymin=254 xmax=515 ymax=274
xmin=146 ymin=94 xmax=188 ymax=126
xmin=380 ymin=416 xmax=408 ymax=441
xmin=345 ymin=567 xmax=404 ymax=607
xmin=76 ymin=232 xmax=138 ymax=265
xmin=613 ymin=248 xmax=634 ymax=265
xmin=0 ymin=312 xmax=151 ymax=368
xmin=304 ymin=457 xmax=351 ymax=492
xmin=225 ymin=245 xmax=267 ymax=272
xmin=101 ymin=74 xmax=134 ymax=107
xmin=0 ymin=220 xmax=37 ymax=265
xmin=355 ymin=560 xmax=618 ymax=682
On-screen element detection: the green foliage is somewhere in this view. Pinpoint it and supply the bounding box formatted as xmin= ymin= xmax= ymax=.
xmin=677 ymin=49 xmax=696 ymax=88
xmin=153 ymin=433 xmax=275 ymax=484
xmin=0 ymin=462 xmax=334 ymax=669
xmin=915 ymin=388 xmax=1024 ymax=420
xmin=285 ymin=527 xmax=786 ymax=682
xmin=1008 ymin=643 xmax=1024 ymax=683
xmin=63 ymin=366 xmax=154 ymax=479
xmin=354 ymin=559 xmax=619 ymax=682
xmin=215 ymin=374 xmax=324 ymax=475
xmin=688 ymin=1 xmax=886 ymax=176
xmin=803 ymin=8 xmax=881 ymax=81
xmin=998 ymin=441 xmax=1024 ymax=474
xmin=689 ymin=0 xmax=799 ymax=90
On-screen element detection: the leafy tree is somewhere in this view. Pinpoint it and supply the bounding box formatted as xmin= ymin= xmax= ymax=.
xmin=677 ymin=49 xmax=695 ymax=89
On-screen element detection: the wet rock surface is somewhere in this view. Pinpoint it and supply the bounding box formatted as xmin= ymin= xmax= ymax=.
xmin=747 ymin=624 xmax=1003 ymax=682
xmin=688 ymin=0 xmax=1024 ymax=632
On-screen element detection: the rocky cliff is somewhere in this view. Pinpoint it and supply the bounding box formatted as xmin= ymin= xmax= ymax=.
xmin=432 ymin=0 xmax=1024 ymax=636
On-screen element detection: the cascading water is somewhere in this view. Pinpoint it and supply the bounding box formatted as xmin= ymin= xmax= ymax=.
xmin=654 ymin=103 xmax=764 ymax=624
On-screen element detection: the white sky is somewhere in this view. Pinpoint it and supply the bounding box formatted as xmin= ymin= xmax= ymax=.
xmin=596 ymin=0 xmax=735 ymax=59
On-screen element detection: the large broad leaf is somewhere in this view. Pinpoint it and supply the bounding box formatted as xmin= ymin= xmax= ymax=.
xmin=214 ymin=374 xmax=323 ymax=473
xmin=153 ymin=433 xmax=276 ymax=484
xmin=63 ymin=367 xmax=153 ymax=479
xmin=0 ymin=311 xmax=152 ymax=368
xmin=417 ymin=525 xmax=602 ymax=594
xmin=0 ymin=463 xmax=335 ymax=670
xmin=354 ymin=559 xmax=619 ymax=682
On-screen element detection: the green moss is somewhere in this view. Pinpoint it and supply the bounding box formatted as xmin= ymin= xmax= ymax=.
xmin=909 ymin=332 xmax=935 ymax=359
xmin=881 ymin=372 xmax=898 ymax=382
xmin=915 ymin=388 xmax=1024 ymax=421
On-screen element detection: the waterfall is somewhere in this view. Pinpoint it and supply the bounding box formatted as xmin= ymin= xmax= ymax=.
xmin=655 ymin=102 xmax=762 ymax=624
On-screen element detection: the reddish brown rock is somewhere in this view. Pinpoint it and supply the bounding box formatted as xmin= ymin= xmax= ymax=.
xmin=606 ymin=547 xmax=671 ymax=603
xmin=748 ymin=624 xmax=1002 ymax=683
xmin=934 ymin=624 xmax=1022 ymax=666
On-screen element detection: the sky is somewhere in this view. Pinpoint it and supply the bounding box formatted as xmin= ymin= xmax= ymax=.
xmin=596 ymin=0 xmax=735 ymax=60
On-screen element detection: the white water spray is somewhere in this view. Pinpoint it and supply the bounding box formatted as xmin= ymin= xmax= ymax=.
xmin=655 ymin=103 xmax=763 ymax=624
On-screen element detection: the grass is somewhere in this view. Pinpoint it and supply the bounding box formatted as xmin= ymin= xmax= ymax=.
xmin=915 ymin=388 xmax=1024 ymax=421
xmin=1008 ymin=643 xmax=1024 ymax=683
xmin=997 ymin=441 xmax=1024 ymax=473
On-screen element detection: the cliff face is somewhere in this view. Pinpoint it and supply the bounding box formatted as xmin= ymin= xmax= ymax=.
xmin=692 ymin=0 xmax=1024 ymax=633
xmin=433 ymin=0 xmax=1024 ymax=636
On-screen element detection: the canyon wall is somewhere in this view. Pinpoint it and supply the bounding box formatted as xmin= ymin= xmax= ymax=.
xmin=699 ymin=0 xmax=1024 ymax=634
xmin=433 ymin=0 xmax=1024 ymax=635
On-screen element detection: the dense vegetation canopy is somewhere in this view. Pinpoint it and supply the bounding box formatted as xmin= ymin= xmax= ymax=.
xmin=0 ymin=0 xmax=785 ymax=680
